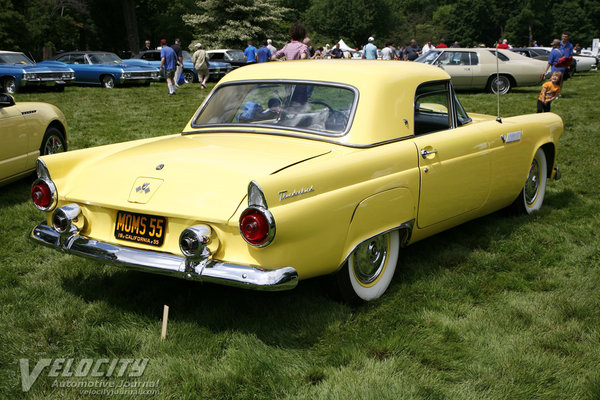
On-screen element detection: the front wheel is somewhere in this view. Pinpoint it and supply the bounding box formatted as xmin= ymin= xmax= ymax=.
xmin=40 ymin=127 xmax=67 ymax=155
xmin=488 ymin=75 xmax=511 ymax=94
xmin=511 ymin=148 xmax=547 ymax=214
xmin=101 ymin=75 xmax=115 ymax=89
xmin=334 ymin=230 xmax=400 ymax=303
xmin=2 ymin=77 xmax=17 ymax=94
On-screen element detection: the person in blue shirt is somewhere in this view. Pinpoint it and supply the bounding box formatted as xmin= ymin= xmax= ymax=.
xmin=257 ymin=40 xmax=271 ymax=63
xmin=159 ymin=39 xmax=178 ymax=96
xmin=560 ymin=32 xmax=574 ymax=57
xmin=362 ymin=37 xmax=378 ymax=60
xmin=244 ymin=41 xmax=258 ymax=64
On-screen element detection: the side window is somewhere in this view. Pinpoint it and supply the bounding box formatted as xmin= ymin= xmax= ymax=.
xmin=488 ymin=50 xmax=509 ymax=61
xmin=414 ymin=82 xmax=451 ymax=135
xmin=470 ymin=52 xmax=479 ymax=65
xmin=72 ymin=54 xmax=86 ymax=64
xmin=56 ymin=55 xmax=71 ymax=64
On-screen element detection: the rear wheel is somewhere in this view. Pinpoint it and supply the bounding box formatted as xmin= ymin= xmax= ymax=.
xmin=334 ymin=230 xmax=400 ymax=304
xmin=487 ymin=75 xmax=511 ymax=94
xmin=183 ymin=70 xmax=196 ymax=84
xmin=40 ymin=127 xmax=67 ymax=155
xmin=510 ymin=148 xmax=547 ymax=214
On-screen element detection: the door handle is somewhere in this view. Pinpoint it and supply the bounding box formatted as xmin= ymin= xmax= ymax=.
xmin=420 ymin=148 xmax=438 ymax=159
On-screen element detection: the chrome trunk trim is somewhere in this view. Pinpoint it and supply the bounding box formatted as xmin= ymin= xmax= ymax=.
xmin=30 ymin=223 xmax=298 ymax=291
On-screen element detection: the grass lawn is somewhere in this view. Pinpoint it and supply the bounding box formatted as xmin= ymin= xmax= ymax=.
xmin=1 ymin=72 xmax=599 ymax=399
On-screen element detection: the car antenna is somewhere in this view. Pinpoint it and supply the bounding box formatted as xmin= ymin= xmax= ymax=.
xmin=495 ymin=44 xmax=502 ymax=123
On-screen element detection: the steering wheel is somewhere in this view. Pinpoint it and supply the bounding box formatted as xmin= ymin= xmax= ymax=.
xmin=308 ymin=100 xmax=347 ymax=131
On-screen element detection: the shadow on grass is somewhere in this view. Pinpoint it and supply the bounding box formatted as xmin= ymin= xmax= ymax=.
xmin=0 ymin=178 xmax=35 ymax=207
xmin=58 ymin=188 xmax=570 ymax=348
xmin=61 ymin=263 xmax=342 ymax=349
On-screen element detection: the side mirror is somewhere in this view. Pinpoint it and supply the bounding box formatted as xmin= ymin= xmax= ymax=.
xmin=0 ymin=93 xmax=15 ymax=108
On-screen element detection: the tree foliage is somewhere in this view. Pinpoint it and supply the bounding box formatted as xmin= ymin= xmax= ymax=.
xmin=1 ymin=0 xmax=599 ymax=60
xmin=182 ymin=0 xmax=290 ymax=49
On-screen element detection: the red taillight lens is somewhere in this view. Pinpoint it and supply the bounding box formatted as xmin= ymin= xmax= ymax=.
xmin=32 ymin=182 xmax=52 ymax=208
xmin=240 ymin=209 xmax=270 ymax=245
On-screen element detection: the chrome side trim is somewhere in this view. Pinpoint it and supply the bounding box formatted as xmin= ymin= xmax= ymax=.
xmin=30 ymin=223 xmax=298 ymax=291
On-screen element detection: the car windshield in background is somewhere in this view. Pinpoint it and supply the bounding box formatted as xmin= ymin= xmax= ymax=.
xmin=182 ymin=51 xmax=192 ymax=60
xmin=192 ymin=82 xmax=356 ymax=136
xmin=416 ymin=51 xmax=440 ymax=64
xmin=0 ymin=53 xmax=34 ymax=64
xmin=227 ymin=50 xmax=245 ymax=61
xmin=88 ymin=53 xmax=122 ymax=64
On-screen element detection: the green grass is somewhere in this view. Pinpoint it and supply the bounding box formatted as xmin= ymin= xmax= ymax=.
xmin=2 ymin=73 xmax=600 ymax=399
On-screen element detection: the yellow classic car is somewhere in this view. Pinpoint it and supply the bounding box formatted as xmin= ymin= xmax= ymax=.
xmin=30 ymin=61 xmax=562 ymax=302
xmin=416 ymin=48 xmax=547 ymax=94
xmin=1 ymin=93 xmax=67 ymax=186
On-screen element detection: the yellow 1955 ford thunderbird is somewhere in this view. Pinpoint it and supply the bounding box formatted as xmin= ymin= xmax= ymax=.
xmin=30 ymin=60 xmax=562 ymax=302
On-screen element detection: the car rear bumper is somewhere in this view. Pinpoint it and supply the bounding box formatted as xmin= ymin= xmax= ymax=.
xmin=30 ymin=222 xmax=298 ymax=291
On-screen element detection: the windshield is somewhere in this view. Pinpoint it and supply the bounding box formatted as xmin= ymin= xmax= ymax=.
xmin=227 ymin=50 xmax=245 ymax=61
xmin=88 ymin=53 xmax=122 ymax=64
xmin=416 ymin=51 xmax=440 ymax=64
xmin=182 ymin=51 xmax=192 ymax=61
xmin=192 ymin=82 xmax=357 ymax=136
xmin=0 ymin=53 xmax=34 ymax=65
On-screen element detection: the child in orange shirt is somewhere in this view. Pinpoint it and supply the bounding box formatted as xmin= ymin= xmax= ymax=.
xmin=537 ymin=71 xmax=562 ymax=113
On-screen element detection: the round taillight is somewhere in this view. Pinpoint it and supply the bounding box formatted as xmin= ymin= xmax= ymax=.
xmin=32 ymin=182 xmax=52 ymax=208
xmin=240 ymin=208 xmax=273 ymax=246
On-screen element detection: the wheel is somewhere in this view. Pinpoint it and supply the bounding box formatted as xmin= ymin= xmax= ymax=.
xmin=334 ymin=230 xmax=400 ymax=303
xmin=40 ymin=127 xmax=67 ymax=155
xmin=101 ymin=75 xmax=115 ymax=89
xmin=488 ymin=75 xmax=511 ymax=94
xmin=183 ymin=70 xmax=196 ymax=84
xmin=511 ymin=148 xmax=547 ymax=214
xmin=2 ymin=77 xmax=17 ymax=94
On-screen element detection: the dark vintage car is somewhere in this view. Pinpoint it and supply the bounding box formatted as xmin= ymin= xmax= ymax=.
xmin=124 ymin=50 xmax=232 ymax=83
xmin=0 ymin=51 xmax=75 ymax=94
xmin=51 ymin=51 xmax=159 ymax=88
xmin=206 ymin=49 xmax=247 ymax=69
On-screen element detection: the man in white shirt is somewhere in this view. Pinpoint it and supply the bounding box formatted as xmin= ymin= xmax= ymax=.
xmin=381 ymin=42 xmax=394 ymax=60
xmin=422 ymin=40 xmax=434 ymax=54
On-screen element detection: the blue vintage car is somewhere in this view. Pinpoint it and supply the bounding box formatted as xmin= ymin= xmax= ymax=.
xmin=0 ymin=51 xmax=75 ymax=94
xmin=123 ymin=50 xmax=232 ymax=83
xmin=52 ymin=51 xmax=159 ymax=88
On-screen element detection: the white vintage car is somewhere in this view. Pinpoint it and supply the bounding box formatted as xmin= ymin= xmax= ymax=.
xmin=416 ymin=48 xmax=546 ymax=94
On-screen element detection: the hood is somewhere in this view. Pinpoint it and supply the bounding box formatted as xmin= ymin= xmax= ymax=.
xmin=63 ymin=133 xmax=332 ymax=223
xmin=4 ymin=62 xmax=72 ymax=72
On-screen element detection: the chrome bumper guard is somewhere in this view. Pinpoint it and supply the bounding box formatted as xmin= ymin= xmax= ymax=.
xmin=30 ymin=223 xmax=298 ymax=291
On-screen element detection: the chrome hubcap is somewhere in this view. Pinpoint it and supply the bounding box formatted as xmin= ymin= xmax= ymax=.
xmin=352 ymin=234 xmax=389 ymax=285
xmin=493 ymin=78 xmax=509 ymax=94
xmin=43 ymin=135 xmax=64 ymax=155
xmin=525 ymin=158 xmax=540 ymax=205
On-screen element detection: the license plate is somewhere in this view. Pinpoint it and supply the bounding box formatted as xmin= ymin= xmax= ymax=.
xmin=114 ymin=211 xmax=166 ymax=247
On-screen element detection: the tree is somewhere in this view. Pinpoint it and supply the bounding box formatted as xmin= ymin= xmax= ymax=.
xmin=183 ymin=0 xmax=290 ymax=49
xmin=304 ymin=0 xmax=393 ymax=48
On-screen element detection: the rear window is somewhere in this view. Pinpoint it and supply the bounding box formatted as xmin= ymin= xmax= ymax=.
xmin=192 ymin=82 xmax=357 ymax=136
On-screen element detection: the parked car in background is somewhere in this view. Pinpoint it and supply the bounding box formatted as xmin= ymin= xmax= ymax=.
xmin=0 ymin=51 xmax=75 ymax=94
xmin=51 ymin=51 xmax=159 ymax=88
xmin=30 ymin=60 xmax=562 ymax=303
xmin=0 ymin=93 xmax=67 ymax=186
xmin=124 ymin=50 xmax=232 ymax=83
xmin=537 ymin=47 xmax=597 ymax=73
xmin=416 ymin=48 xmax=547 ymax=94
xmin=206 ymin=49 xmax=247 ymax=68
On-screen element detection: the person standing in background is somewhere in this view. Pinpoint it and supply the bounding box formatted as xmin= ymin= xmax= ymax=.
xmin=272 ymin=22 xmax=308 ymax=61
xmin=267 ymin=39 xmax=277 ymax=56
xmin=192 ymin=42 xmax=209 ymax=88
xmin=244 ymin=41 xmax=258 ymax=64
xmin=158 ymin=39 xmax=178 ymax=96
xmin=171 ymin=38 xmax=183 ymax=87
xmin=258 ymin=40 xmax=271 ymax=63
xmin=362 ymin=37 xmax=377 ymax=59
